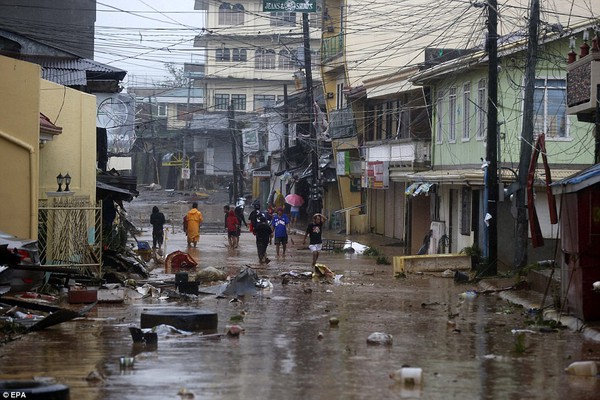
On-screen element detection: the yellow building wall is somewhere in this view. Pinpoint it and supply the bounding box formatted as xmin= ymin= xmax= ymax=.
xmin=39 ymin=80 xmax=97 ymax=204
xmin=0 ymin=56 xmax=41 ymax=238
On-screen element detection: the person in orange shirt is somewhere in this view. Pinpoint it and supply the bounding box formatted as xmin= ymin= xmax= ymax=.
xmin=185 ymin=202 xmax=203 ymax=248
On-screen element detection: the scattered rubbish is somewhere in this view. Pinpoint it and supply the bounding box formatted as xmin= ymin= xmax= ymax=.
xmin=165 ymin=251 xmax=197 ymax=271
xmin=441 ymin=269 xmax=454 ymax=278
xmin=333 ymin=274 xmax=343 ymax=285
xmin=389 ymin=367 xmax=423 ymax=386
xmin=97 ymin=284 xmax=126 ymax=303
xmin=141 ymin=310 xmax=218 ymax=332
xmin=329 ymin=317 xmax=339 ymax=327
xmin=119 ymin=356 xmax=135 ymax=370
xmin=195 ymin=266 xmax=227 ymax=282
xmin=367 ymin=332 xmax=393 ymax=346
xmin=222 ymin=268 xmax=260 ymax=298
xmin=317 ymin=331 xmax=324 ymax=340
xmin=454 ymin=271 xmax=469 ymax=283
xmin=136 ymin=284 xmax=161 ymax=298
xmin=593 ymin=281 xmax=600 ymax=292
xmin=129 ymin=327 xmax=158 ymax=345
xmin=85 ymin=370 xmax=106 ymax=383
xmin=458 ymin=290 xmax=477 ymax=300
xmin=314 ymin=263 xmax=335 ymax=280
xmin=342 ymin=241 xmax=369 ymax=254
xmin=511 ymin=329 xmax=537 ymax=335
xmin=565 ymin=361 xmax=599 ymax=376
xmin=226 ymin=324 xmax=244 ymax=337
xmin=255 ymin=278 xmax=273 ymax=290
xmin=68 ymin=286 xmax=98 ymax=304
xmin=177 ymin=387 xmax=195 ymax=399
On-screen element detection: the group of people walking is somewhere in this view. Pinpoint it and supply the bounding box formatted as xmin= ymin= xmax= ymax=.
xmin=149 ymin=199 xmax=327 ymax=267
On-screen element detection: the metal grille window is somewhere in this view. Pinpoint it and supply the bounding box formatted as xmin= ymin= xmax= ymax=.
xmin=214 ymin=94 xmax=230 ymax=110
xmin=219 ymin=3 xmax=245 ymax=25
xmin=270 ymin=11 xmax=296 ymax=26
xmin=216 ymin=47 xmax=231 ymax=61
xmin=533 ymin=78 xmax=568 ymax=138
xmin=436 ymin=90 xmax=443 ymax=143
xmin=231 ymin=94 xmax=246 ymax=111
xmin=232 ymin=48 xmax=247 ymax=62
xmin=255 ymin=49 xmax=276 ymax=69
xmin=278 ymin=49 xmax=296 ymax=69
xmin=448 ymin=87 xmax=457 ymax=142
xmin=254 ymin=95 xmax=276 ymax=110
xmin=476 ymin=78 xmax=487 ymax=139
xmin=462 ymin=82 xmax=471 ymax=140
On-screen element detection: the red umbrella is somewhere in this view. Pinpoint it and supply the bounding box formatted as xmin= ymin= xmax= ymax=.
xmin=285 ymin=194 xmax=305 ymax=207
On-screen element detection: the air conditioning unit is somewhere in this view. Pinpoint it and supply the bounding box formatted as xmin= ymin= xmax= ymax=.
xmin=428 ymin=221 xmax=446 ymax=254
xmin=326 ymin=26 xmax=335 ymax=33
xmin=326 ymin=92 xmax=334 ymax=99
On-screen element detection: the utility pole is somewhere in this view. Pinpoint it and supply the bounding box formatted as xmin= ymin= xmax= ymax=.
xmin=303 ymin=12 xmax=321 ymax=214
xmin=514 ymin=0 xmax=539 ymax=270
xmin=484 ymin=0 xmax=498 ymax=275
xmin=283 ymin=84 xmax=290 ymax=170
xmin=229 ymin=101 xmax=239 ymax=201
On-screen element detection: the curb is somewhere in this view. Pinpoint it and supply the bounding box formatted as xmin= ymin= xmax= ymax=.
xmin=478 ymin=281 xmax=600 ymax=342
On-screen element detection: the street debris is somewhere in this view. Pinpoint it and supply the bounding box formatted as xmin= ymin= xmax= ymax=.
xmin=389 ymin=366 xmax=423 ymax=386
xmin=342 ymin=241 xmax=369 ymax=254
xmin=225 ymin=324 xmax=244 ymax=337
xmin=165 ymin=251 xmax=197 ymax=270
xmin=565 ymin=361 xmax=599 ymax=376
xmin=329 ymin=317 xmax=340 ymax=327
xmin=367 ymin=332 xmax=393 ymax=346
xmin=314 ymin=263 xmax=335 ymax=281
xmin=195 ymin=266 xmax=227 ymax=282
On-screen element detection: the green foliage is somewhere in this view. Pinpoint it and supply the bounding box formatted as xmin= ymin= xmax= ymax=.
xmin=514 ymin=332 xmax=526 ymax=354
xmin=376 ymin=256 xmax=391 ymax=265
xmin=363 ymin=247 xmax=381 ymax=256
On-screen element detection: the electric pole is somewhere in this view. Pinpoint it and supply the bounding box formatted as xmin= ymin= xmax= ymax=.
xmin=303 ymin=12 xmax=321 ymax=214
xmin=514 ymin=0 xmax=539 ymax=270
xmin=485 ymin=0 xmax=498 ymax=275
xmin=229 ymin=101 xmax=239 ymax=201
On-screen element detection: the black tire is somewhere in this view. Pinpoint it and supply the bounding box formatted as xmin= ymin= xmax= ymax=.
xmin=140 ymin=309 xmax=218 ymax=332
xmin=0 ymin=380 xmax=69 ymax=400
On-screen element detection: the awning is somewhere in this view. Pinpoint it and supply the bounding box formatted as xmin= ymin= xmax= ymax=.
xmin=405 ymin=182 xmax=435 ymax=196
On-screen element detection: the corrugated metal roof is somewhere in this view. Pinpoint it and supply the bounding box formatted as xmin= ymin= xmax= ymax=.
xmin=552 ymin=164 xmax=600 ymax=194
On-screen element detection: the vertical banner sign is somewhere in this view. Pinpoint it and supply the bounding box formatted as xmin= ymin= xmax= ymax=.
xmin=365 ymin=161 xmax=389 ymax=189
xmin=336 ymin=151 xmax=349 ymax=176
xmin=263 ymin=0 xmax=317 ymax=12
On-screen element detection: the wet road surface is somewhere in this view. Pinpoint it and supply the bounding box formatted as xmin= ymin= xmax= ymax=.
xmin=2 ymin=195 xmax=600 ymax=399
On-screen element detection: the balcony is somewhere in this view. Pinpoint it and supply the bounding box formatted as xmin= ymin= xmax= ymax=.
xmin=329 ymin=107 xmax=356 ymax=139
xmin=321 ymin=32 xmax=343 ymax=62
xmin=366 ymin=139 xmax=431 ymax=170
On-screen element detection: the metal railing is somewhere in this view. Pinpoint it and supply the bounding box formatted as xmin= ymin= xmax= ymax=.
xmin=321 ymin=32 xmax=344 ymax=61
xmin=38 ymin=196 xmax=102 ymax=277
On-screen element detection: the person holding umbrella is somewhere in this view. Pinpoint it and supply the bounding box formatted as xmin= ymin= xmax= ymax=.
xmin=285 ymin=193 xmax=304 ymax=228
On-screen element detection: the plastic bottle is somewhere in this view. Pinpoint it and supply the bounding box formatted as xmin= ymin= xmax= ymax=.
xmin=564 ymin=361 xmax=598 ymax=376
xmin=389 ymin=367 xmax=423 ymax=385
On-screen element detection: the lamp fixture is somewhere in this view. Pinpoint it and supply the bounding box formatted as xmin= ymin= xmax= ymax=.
xmin=64 ymin=173 xmax=71 ymax=192
xmin=56 ymin=173 xmax=64 ymax=192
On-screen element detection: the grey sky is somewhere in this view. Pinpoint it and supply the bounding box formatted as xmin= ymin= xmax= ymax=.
xmin=95 ymin=0 xmax=205 ymax=85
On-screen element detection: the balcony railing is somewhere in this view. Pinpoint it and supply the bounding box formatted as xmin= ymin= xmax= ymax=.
xmin=329 ymin=107 xmax=356 ymax=139
xmin=321 ymin=32 xmax=344 ymax=62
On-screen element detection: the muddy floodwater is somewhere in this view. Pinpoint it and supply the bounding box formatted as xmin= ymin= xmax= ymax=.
xmin=2 ymin=193 xmax=600 ymax=399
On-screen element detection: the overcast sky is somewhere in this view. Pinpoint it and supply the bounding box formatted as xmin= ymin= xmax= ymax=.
xmin=95 ymin=0 xmax=205 ymax=86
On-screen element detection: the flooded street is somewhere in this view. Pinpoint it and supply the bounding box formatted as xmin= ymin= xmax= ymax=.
xmin=2 ymin=191 xmax=600 ymax=399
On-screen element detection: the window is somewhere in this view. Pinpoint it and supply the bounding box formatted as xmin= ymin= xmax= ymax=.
xmin=448 ymin=87 xmax=456 ymax=142
xmin=214 ymin=94 xmax=230 ymax=110
xmin=232 ymin=48 xmax=247 ymax=62
xmin=476 ymin=78 xmax=487 ymax=139
xmin=219 ymin=3 xmax=244 ymax=25
xmin=462 ymin=83 xmax=471 ymax=140
xmin=460 ymin=187 xmax=472 ymax=235
xmin=254 ymin=95 xmax=276 ymax=110
xmin=336 ymin=82 xmax=344 ymax=110
xmin=436 ymin=90 xmax=443 ymax=143
xmin=533 ymin=78 xmax=568 ymax=138
xmin=270 ymin=12 xmax=296 ymax=26
xmin=157 ymin=103 xmax=167 ymax=117
xmin=255 ymin=49 xmax=276 ymax=69
xmin=177 ymin=104 xmax=203 ymax=121
xmin=216 ymin=47 xmax=230 ymax=62
xmin=278 ymin=49 xmax=296 ymax=69
xmin=231 ymin=94 xmax=246 ymax=111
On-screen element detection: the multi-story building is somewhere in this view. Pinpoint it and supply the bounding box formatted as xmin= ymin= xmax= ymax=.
xmin=190 ymin=0 xmax=322 ymax=200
